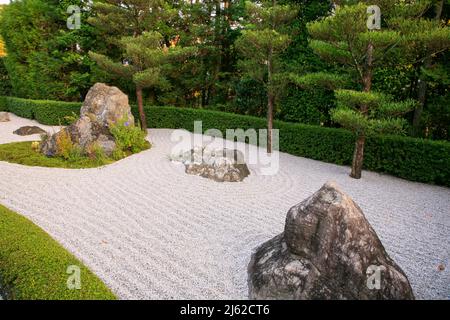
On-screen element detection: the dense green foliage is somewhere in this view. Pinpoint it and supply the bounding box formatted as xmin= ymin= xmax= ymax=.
xmin=235 ymin=0 xmax=298 ymax=151
xmin=278 ymin=0 xmax=335 ymax=125
xmin=294 ymin=0 xmax=450 ymax=178
xmin=1 ymin=1 xmax=446 ymax=140
xmin=0 ymin=203 xmax=116 ymax=299
xmin=0 ymin=0 xmax=103 ymax=101
xmin=109 ymin=118 xmax=151 ymax=160
xmin=278 ymin=85 xmax=335 ymax=125
xmin=0 ymin=57 xmax=11 ymax=96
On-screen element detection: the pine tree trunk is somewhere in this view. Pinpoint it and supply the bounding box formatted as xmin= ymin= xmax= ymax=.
xmin=350 ymin=135 xmax=365 ymax=179
xmin=267 ymin=92 xmax=274 ymax=154
xmin=350 ymin=42 xmax=374 ymax=179
xmin=136 ymin=87 xmax=147 ymax=131
xmin=267 ymin=41 xmax=274 ymax=154
xmin=412 ymin=74 xmax=428 ymax=136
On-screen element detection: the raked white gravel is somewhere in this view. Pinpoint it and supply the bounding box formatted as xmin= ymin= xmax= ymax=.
xmin=0 ymin=113 xmax=449 ymax=300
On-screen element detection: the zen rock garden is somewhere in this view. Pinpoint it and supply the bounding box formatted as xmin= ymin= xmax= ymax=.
xmin=0 ymin=0 xmax=448 ymax=302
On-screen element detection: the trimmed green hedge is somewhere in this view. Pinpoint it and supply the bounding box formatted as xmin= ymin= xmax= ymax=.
xmin=138 ymin=106 xmax=450 ymax=187
xmin=1 ymin=96 xmax=449 ymax=186
xmin=0 ymin=96 xmax=7 ymax=111
xmin=0 ymin=96 xmax=81 ymax=125
xmin=34 ymin=100 xmax=82 ymax=125
xmin=0 ymin=204 xmax=116 ymax=300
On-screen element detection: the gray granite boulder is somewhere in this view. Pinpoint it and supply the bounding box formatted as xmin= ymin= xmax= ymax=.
xmin=173 ymin=147 xmax=250 ymax=182
xmin=248 ymin=182 xmax=415 ymax=300
xmin=41 ymin=83 xmax=134 ymax=157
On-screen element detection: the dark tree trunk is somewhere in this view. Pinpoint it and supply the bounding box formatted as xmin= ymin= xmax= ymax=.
xmin=350 ymin=42 xmax=374 ymax=179
xmin=267 ymin=41 xmax=274 ymax=154
xmin=267 ymin=93 xmax=274 ymax=154
xmin=136 ymin=87 xmax=147 ymax=131
xmin=412 ymin=73 xmax=428 ymax=136
xmin=350 ymin=135 xmax=366 ymax=179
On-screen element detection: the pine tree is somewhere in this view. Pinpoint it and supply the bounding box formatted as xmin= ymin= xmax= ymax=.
xmin=88 ymin=0 xmax=177 ymax=130
xmin=89 ymin=31 xmax=197 ymax=130
xmin=292 ymin=0 xmax=450 ymax=179
xmin=235 ymin=0 xmax=298 ymax=153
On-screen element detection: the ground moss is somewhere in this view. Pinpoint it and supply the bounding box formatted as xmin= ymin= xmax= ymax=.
xmin=0 ymin=141 xmax=113 ymax=169
xmin=0 ymin=204 xmax=116 ymax=300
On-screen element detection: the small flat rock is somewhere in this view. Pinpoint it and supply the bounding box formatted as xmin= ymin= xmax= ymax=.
xmin=13 ymin=126 xmax=47 ymax=136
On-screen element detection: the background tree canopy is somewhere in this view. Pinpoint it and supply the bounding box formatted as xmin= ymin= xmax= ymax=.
xmin=0 ymin=0 xmax=448 ymax=141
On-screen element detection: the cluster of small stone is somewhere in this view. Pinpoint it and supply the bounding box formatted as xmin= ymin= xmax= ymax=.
xmin=172 ymin=147 xmax=250 ymax=182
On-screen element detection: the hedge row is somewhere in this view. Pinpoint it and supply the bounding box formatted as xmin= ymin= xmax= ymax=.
xmin=0 ymin=96 xmax=81 ymax=125
xmin=0 ymin=204 xmax=116 ymax=300
xmin=139 ymin=106 xmax=450 ymax=187
xmin=1 ymin=96 xmax=449 ymax=186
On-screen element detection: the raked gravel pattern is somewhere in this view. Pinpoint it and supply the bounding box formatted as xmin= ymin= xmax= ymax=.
xmin=0 ymin=113 xmax=449 ymax=300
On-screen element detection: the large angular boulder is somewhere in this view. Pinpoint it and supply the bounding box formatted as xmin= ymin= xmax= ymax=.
xmin=41 ymin=83 xmax=134 ymax=157
xmin=172 ymin=147 xmax=250 ymax=182
xmin=0 ymin=112 xmax=10 ymax=122
xmin=248 ymin=182 xmax=415 ymax=300
xmin=80 ymin=83 xmax=134 ymax=127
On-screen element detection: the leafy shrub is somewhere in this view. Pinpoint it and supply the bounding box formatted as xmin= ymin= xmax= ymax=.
xmin=109 ymin=117 xmax=150 ymax=160
xmin=86 ymin=142 xmax=108 ymax=164
xmin=64 ymin=111 xmax=80 ymax=125
xmin=54 ymin=130 xmax=82 ymax=162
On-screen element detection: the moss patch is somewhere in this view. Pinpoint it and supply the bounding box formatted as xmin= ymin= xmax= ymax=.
xmin=0 ymin=204 xmax=116 ymax=300
xmin=0 ymin=141 xmax=115 ymax=169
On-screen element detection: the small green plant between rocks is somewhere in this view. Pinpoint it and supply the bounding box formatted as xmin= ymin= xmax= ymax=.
xmin=110 ymin=116 xmax=151 ymax=160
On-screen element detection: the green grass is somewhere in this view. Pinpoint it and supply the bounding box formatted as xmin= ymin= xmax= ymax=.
xmin=0 ymin=204 xmax=116 ymax=300
xmin=0 ymin=141 xmax=114 ymax=169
